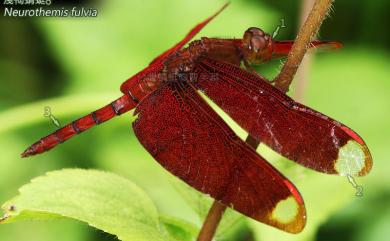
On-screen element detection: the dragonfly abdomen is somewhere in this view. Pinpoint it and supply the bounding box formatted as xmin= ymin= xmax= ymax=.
xmin=21 ymin=94 xmax=137 ymax=157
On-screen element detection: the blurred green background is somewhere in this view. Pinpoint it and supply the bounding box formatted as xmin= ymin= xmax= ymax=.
xmin=0 ymin=0 xmax=389 ymax=240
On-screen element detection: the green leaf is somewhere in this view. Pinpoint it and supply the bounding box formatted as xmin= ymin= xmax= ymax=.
xmin=0 ymin=169 xmax=167 ymax=241
xmin=160 ymin=215 xmax=199 ymax=241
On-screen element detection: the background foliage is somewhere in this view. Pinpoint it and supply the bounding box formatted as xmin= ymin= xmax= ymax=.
xmin=0 ymin=0 xmax=389 ymax=240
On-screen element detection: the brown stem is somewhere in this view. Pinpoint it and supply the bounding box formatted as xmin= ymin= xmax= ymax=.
xmin=196 ymin=200 xmax=227 ymax=241
xmin=294 ymin=0 xmax=316 ymax=102
xmin=197 ymin=0 xmax=334 ymax=240
xmin=274 ymin=0 xmax=334 ymax=91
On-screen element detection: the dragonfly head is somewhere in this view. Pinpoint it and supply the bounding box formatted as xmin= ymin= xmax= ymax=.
xmin=242 ymin=27 xmax=274 ymax=65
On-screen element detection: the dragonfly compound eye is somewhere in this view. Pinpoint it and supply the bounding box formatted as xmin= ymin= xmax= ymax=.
xmin=250 ymin=35 xmax=267 ymax=52
xmin=243 ymin=27 xmax=273 ymax=65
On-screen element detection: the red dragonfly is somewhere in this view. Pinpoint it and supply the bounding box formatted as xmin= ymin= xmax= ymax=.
xmin=22 ymin=3 xmax=372 ymax=233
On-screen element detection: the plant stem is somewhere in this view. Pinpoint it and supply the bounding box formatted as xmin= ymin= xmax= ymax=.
xmin=196 ymin=200 xmax=227 ymax=241
xmin=274 ymin=0 xmax=334 ymax=92
xmin=294 ymin=0 xmax=316 ymax=102
xmin=197 ymin=0 xmax=334 ymax=240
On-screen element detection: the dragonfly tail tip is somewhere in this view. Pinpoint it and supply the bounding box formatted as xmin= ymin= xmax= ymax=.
xmin=21 ymin=146 xmax=35 ymax=158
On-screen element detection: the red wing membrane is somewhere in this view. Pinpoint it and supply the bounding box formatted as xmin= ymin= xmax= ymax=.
xmin=273 ymin=40 xmax=342 ymax=58
xmin=195 ymin=58 xmax=372 ymax=176
xmin=120 ymin=3 xmax=228 ymax=93
xmin=133 ymin=83 xmax=306 ymax=233
xmin=149 ymin=3 xmax=229 ymax=66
